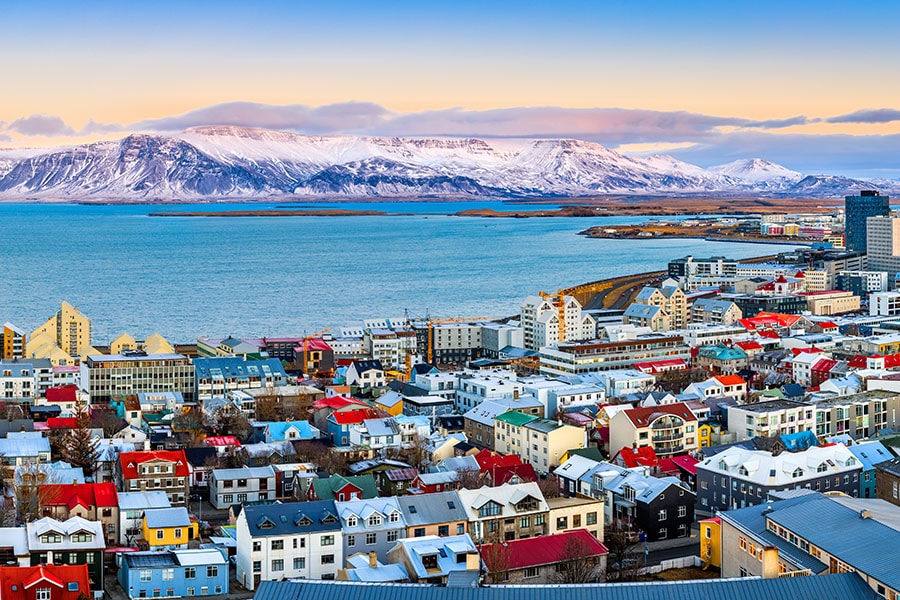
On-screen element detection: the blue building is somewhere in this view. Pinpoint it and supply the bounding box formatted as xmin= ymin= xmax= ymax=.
xmin=846 ymin=190 xmax=890 ymax=252
xmin=194 ymin=357 xmax=288 ymax=401
xmin=118 ymin=548 xmax=229 ymax=600
xmin=846 ymin=440 xmax=894 ymax=499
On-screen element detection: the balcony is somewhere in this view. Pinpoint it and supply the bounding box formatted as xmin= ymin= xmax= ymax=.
xmin=652 ymin=432 xmax=682 ymax=442
xmin=654 ymin=444 xmax=684 ymax=456
xmin=652 ymin=420 xmax=681 ymax=430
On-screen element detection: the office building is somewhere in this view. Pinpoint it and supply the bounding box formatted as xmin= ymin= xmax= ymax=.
xmin=866 ymin=215 xmax=900 ymax=278
xmin=846 ymin=190 xmax=890 ymax=252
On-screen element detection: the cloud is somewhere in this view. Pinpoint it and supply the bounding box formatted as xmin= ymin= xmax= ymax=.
xmin=666 ymin=131 xmax=900 ymax=178
xmin=827 ymin=108 xmax=900 ymax=124
xmin=0 ymin=134 xmax=11 ymax=142
xmin=129 ymin=101 xmax=390 ymax=134
xmin=6 ymin=114 xmax=75 ymax=136
xmin=744 ymin=115 xmax=817 ymax=129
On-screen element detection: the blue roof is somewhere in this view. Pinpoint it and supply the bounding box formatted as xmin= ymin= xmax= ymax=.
xmin=242 ymin=501 xmax=341 ymax=537
xmin=253 ymin=573 xmax=878 ymax=600
xmin=847 ymin=441 xmax=894 ymax=471
xmin=193 ymin=357 xmax=287 ymax=381
xmin=780 ymin=430 xmax=818 ymax=452
xmin=264 ymin=420 xmax=317 ymax=441
xmin=767 ymin=495 xmax=900 ymax=590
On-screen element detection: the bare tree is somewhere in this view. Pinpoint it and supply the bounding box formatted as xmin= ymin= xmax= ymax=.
xmin=7 ymin=462 xmax=57 ymax=524
xmin=653 ymin=367 xmax=710 ymax=394
xmin=537 ymin=473 xmax=561 ymax=499
xmin=480 ymin=541 xmax=512 ymax=584
xmin=549 ymin=533 xmax=603 ymax=584
xmin=61 ymin=407 xmax=100 ymax=478
xmin=455 ymin=468 xmax=487 ymax=490
xmin=212 ymin=409 xmax=252 ymax=441
xmin=293 ymin=440 xmax=350 ymax=475
xmin=603 ymin=518 xmax=643 ymax=581
xmin=171 ymin=407 xmax=213 ymax=446
xmin=254 ymin=387 xmax=282 ymax=421
xmin=91 ymin=410 xmax=127 ymax=437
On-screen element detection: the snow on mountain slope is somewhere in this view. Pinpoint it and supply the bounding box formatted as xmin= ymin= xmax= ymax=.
xmin=0 ymin=126 xmax=896 ymax=199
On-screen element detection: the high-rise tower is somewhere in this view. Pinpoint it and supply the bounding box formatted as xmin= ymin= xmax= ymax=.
xmin=846 ymin=190 xmax=890 ymax=252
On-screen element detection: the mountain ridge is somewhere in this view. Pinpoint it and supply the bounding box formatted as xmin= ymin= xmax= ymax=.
xmin=0 ymin=126 xmax=895 ymax=200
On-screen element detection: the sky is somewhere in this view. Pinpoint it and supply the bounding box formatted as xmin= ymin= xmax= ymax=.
xmin=3 ymin=0 xmax=900 ymax=177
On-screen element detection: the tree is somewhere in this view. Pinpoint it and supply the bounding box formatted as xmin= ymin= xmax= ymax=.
xmin=549 ymin=533 xmax=603 ymax=584
xmin=653 ymin=367 xmax=710 ymax=394
xmin=480 ymin=541 xmax=512 ymax=584
xmin=7 ymin=462 xmax=57 ymax=524
xmin=61 ymin=408 xmax=100 ymax=478
xmin=212 ymin=409 xmax=252 ymax=441
xmin=91 ymin=410 xmax=127 ymax=437
xmin=537 ymin=473 xmax=561 ymax=499
xmin=455 ymin=468 xmax=487 ymax=490
xmin=254 ymin=387 xmax=282 ymax=421
xmin=293 ymin=440 xmax=350 ymax=475
xmin=171 ymin=407 xmax=212 ymax=446
xmin=603 ymin=518 xmax=643 ymax=581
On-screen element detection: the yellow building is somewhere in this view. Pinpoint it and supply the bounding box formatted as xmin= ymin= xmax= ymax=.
xmin=546 ymin=495 xmax=604 ymax=540
xmin=29 ymin=301 xmax=95 ymax=362
xmin=110 ymin=332 xmax=138 ymax=355
xmin=2 ymin=322 xmax=26 ymax=359
xmin=699 ymin=517 xmax=722 ymax=569
xmin=26 ymin=332 xmax=79 ymax=366
xmin=142 ymin=507 xmax=199 ymax=549
xmin=143 ymin=333 xmax=174 ymax=354
xmin=698 ymin=424 xmax=713 ymax=449
xmin=375 ymin=390 xmax=404 ymax=416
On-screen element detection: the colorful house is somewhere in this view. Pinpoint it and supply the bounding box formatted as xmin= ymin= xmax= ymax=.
xmin=0 ymin=564 xmax=91 ymax=600
xmin=699 ymin=517 xmax=722 ymax=569
xmin=142 ymin=507 xmax=199 ymax=549
xmin=307 ymin=475 xmax=378 ymax=502
xmin=118 ymin=549 xmax=229 ymax=600
xmin=39 ymin=483 xmax=119 ymax=546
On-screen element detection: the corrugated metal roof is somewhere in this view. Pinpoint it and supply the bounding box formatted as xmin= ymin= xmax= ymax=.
xmin=253 ymin=573 xmax=877 ymax=600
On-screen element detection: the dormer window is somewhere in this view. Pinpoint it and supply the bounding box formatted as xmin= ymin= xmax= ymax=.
xmin=845 ymin=458 xmax=856 ymax=466
xmin=71 ymin=531 xmax=93 ymax=543
xmin=389 ymin=512 xmax=400 ymax=523
xmin=738 ymin=466 xmax=749 ymax=476
xmin=422 ymin=554 xmax=439 ymax=570
xmin=792 ymin=468 xmax=803 ymax=478
xmin=367 ymin=514 xmax=382 ymax=527
xmin=40 ymin=532 xmax=62 ymax=544
xmin=817 ymin=463 xmax=828 ymax=473
xmin=347 ymin=516 xmax=358 ymax=527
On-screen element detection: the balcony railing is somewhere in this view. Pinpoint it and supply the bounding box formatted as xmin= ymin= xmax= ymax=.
xmin=778 ymin=569 xmax=812 ymax=578
xmin=654 ymin=445 xmax=684 ymax=456
xmin=651 ymin=421 xmax=681 ymax=430
xmin=652 ymin=432 xmax=682 ymax=442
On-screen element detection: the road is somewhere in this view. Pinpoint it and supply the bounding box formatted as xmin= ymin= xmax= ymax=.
xmin=645 ymin=541 xmax=700 ymax=567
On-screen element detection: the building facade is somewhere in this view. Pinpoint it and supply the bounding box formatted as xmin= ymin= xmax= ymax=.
xmin=846 ymin=190 xmax=890 ymax=252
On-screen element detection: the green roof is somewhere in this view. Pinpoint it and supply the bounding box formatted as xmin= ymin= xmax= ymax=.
xmin=567 ymin=447 xmax=605 ymax=461
xmin=494 ymin=410 xmax=539 ymax=427
xmin=311 ymin=474 xmax=378 ymax=500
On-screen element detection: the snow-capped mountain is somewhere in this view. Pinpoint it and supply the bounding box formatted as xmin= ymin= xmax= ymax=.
xmin=0 ymin=126 xmax=895 ymax=200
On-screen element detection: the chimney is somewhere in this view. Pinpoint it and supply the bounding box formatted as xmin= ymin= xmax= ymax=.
xmin=513 ymin=389 xmax=519 ymax=400
xmin=368 ymin=551 xmax=378 ymax=569
xmin=860 ymin=510 xmax=871 ymax=520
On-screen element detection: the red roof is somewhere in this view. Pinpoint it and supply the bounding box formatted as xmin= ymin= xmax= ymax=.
xmin=735 ymin=340 xmax=763 ymax=351
xmin=774 ymin=275 xmax=788 ymax=284
xmin=474 ymin=448 xmax=524 ymax=471
xmin=670 ymin=454 xmax=699 ymax=475
xmin=0 ymin=564 xmax=91 ymax=600
xmin=312 ymin=395 xmax=364 ymax=410
xmin=487 ymin=463 xmax=538 ymax=485
xmin=329 ymin=408 xmax=380 ymax=425
xmin=615 ymin=445 xmax=659 ymax=468
xmin=41 ymin=482 xmax=119 ymax=508
xmin=204 ymin=436 xmax=241 ymax=447
xmin=790 ymin=347 xmax=824 ymax=356
xmin=622 ymin=402 xmax=698 ymax=428
xmin=811 ymin=358 xmax=838 ymax=372
xmin=794 ymin=270 xmax=806 ymax=278
xmin=119 ymin=450 xmax=190 ymax=479
xmin=817 ymin=321 xmax=838 ymax=329
xmin=45 ymin=385 xmax=78 ymax=403
xmin=632 ymin=358 xmax=687 ymax=374
xmin=714 ymin=375 xmax=746 ymax=386
xmin=46 ymin=417 xmax=77 ymax=430
xmin=656 ymin=457 xmax=679 ymax=475
xmin=295 ymin=337 xmax=333 ymax=353
xmin=757 ymin=329 xmax=781 ymax=339
xmin=481 ymin=529 xmax=607 ymax=571
xmin=850 ymin=353 xmax=900 ymax=369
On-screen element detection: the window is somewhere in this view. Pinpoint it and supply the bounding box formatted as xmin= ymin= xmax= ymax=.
xmin=156 ymin=530 xmax=164 ymax=540
xmin=535 ymin=514 xmax=545 ymax=526
xmin=347 ymin=516 xmax=358 ymax=527
xmin=184 ymin=568 xmax=195 ymax=579
xmin=573 ymin=515 xmax=581 ymax=528
xmin=162 ymin=569 xmax=174 ymax=581
xmin=414 ymin=528 xmax=426 ymax=537
xmin=389 ymin=512 xmax=400 ymax=523
xmin=252 ymin=562 xmax=261 ymax=573
xmin=271 ymin=540 xmax=284 ymax=550
xmin=586 ymin=512 xmax=597 ymax=525
xmin=174 ymin=529 xmax=182 ymax=539
xmin=556 ymin=517 xmax=568 ymax=530
xmin=438 ymin=525 xmax=449 ymax=536
xmin=222 ymin=494 xmax=233 ymax=504
xmin=658 ymin=509 xmax=667 ymax=521
xmin=252 ymin=541 xmax=261 ymax=552
xmin=321 ymin=555 xmax=335 ymax=565
xmin=71 ymin=532 xmax=93 ymax=543
xmin=140 ymin=570 xmax=152 ymax=582
xmin=67 ymin=583 xmax=79 ymax=592
xmin=478 ymin=502 xmax=501 ymax=518
xmin=348 ymin=535 xmax=356 ymax=547
xmin=387 ymin=530 xmax=398 ymax=542
xmin=293 ymin=557 xmax=306 ymax=570
xmin=271 ymin=559 xmax=283 ymax=572
xmin=40 ymin=533 xmax=62 ymax=544
xmin=678 ymin=505 xmax=687 ymax=518
xmin=36 ymin=589 xmax=51 ymax=600
xmin=366 ymin=533 xmax=377 ymax=545
xmin=524 ymin=567 xmax=539 ymax=579
xmin=368 ymin=514 xmax=383 ymax=527
xmin=206 ymin=566 xmax=218 ymax=578
xmin=457 ymin=524 xmax=465 ymax=535
xmin=321 ymin=535 xmax=334 ymax=546
xmin=186 ymin=589 xmax=194 ymax=597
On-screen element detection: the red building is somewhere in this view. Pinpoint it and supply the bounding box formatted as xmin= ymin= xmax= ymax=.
xmin=0 ymin=564 xmax=91 ymax=600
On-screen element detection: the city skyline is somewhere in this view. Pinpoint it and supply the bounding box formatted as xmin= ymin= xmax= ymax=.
xmin=3 ymin=1 xmax=900 ymax=177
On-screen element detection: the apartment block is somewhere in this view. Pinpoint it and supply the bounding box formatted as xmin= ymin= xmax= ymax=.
xmin=82 ymin=352 xmax=195 ymax=403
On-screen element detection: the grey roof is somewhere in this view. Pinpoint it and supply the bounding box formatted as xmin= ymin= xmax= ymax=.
xmin=253 ymin=573 xmax=878 ymax=600
xmin=0 ymin=436 xmax=50 ymax=457
xmin=363 ymin=418 xmax=400 ymax=437
xmin=213 ymin=465 xmax=276 ymax=480
xmin=118 ymin=491 xmax=171 ymax=511
xmin=242 ymin=500 xmax=341 ymax=537
xmin=623 ymin=303 xmax=663 ymax=319
xmin=397 ymin=491 xmax=468 ymax=526
xmin=767 ymin=494 xmax=900 ymax=589
xmin=144 ymin=507 xmax=191 ymax=529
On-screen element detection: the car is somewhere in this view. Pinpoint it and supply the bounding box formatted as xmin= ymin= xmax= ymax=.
xmin=610 ymin=558 xmax=639 ymax=570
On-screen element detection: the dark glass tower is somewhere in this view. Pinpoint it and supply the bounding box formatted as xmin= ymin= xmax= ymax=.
xmin=845 ymin=190 xmax=890 ymax=252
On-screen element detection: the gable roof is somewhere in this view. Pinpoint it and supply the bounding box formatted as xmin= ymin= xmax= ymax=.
xmin=119 ymin=450 xmax=189 ymax=478
xmin=619 ymin=402 xmax=698 ymax=428
xmin=311 ymin=475 xmax=378 ymax=500
xmin=482 ymin=529 xmax=607 ymax=571
xmin=40 ymin=483 xmax=118 ymax=509
xmin=242 ymin=501 xmax=341 ymax=537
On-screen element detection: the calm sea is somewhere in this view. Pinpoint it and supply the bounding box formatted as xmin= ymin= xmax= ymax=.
xmin=1 ymin=201 xmax=800 ymax=343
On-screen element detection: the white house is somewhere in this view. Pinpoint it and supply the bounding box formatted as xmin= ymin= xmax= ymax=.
xmin=209 ymin=466 xmax=277 ymax=510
